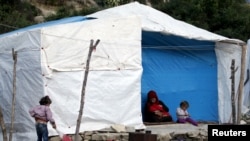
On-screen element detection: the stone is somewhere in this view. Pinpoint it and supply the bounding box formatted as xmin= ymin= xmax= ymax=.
xmin=111 ymin=124 xmax=126 ymax=132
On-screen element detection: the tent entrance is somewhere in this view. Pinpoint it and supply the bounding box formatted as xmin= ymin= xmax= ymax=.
xmin=141 ymin=32 xmax=219 ymax=122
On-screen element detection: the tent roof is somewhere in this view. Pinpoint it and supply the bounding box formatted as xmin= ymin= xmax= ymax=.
xmin=86 ymin=1 xmax=245 ymax=44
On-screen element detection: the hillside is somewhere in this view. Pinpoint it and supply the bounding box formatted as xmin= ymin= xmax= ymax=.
xmin=29 ymin=0 xmax=88 ymax=23
xmin=1 ymin=0 xmax=250 ymax=41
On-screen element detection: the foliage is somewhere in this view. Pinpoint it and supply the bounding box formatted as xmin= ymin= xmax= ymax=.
xmin=78 ymin=6 xmax=101 ymax=16
xmin=0 ymin=0 xmax=250 ymax=41
xmin=155 ymin=0 xmax=250 ymax=41
xmin=0 ymin=1 xmax=39 ymax=34
xmin=45 ymin=5 xmax=77 ymax=21
xmin=32 ymin=0 xmax=64 ymax=6
xmin=45 ymin=4 xmax=101 ymax=21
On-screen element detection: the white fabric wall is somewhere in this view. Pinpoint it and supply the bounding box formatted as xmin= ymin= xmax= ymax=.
xmin=0 ymin=29 xmax=43 ymax=141
xmin=215 ymin=42 xmax=243 ymax=123
xmin=0 ymin=16 xmax=144 ymax=140
xmin=243 ymin=40 xmax=250 ymax=112
xmin=40 ymin=16 xmax=145 ymax=135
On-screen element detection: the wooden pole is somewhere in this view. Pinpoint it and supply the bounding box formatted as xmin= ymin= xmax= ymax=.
xmin=9 ymin=48 xmax=17 ymax=141
xmin=231 ymin=59 xmax=236 ymax=124
xmin=0 ymin=106 xmax=8 ymax=141
xmin=75 ymin=39 xmax=100 ymax=141
xmin=237 ymin=44 xmax=247 ymax=124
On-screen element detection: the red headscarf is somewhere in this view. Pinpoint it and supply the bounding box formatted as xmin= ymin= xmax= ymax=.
xmin=147 ymin=90 xmax=159 ymax=104
xmin=146 ymin=90 xmax=170 ymax=116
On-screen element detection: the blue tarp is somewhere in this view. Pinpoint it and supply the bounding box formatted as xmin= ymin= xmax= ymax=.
xmin=141 ymin=31 xmax=218 ymax=122
xmin=0 ymin=16 xmax=88 ymax=38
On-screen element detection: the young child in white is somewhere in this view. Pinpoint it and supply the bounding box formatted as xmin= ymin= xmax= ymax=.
xmin=176 ymin=100 xmax=198 ymax=126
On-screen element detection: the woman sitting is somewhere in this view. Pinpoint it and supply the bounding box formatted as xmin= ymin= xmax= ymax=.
xmin=144 ymin=90 xmax=173 ymax=122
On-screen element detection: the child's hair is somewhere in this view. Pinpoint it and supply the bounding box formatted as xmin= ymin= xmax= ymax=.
xmin=39 ymin=95 xmax=52 ymax=105
xmin=180 ymin=100 xmax=189 ymax=108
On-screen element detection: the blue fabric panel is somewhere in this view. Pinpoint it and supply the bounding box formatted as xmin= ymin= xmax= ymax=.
xmin=141 ymin=31 xmax=219 ymax=122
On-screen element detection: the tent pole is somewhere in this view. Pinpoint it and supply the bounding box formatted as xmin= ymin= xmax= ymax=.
xmin=231 ymin=59 xmax=236 ymax=124
xmin=220 ymin=40 xmax=245 ymax=46
xmin=0 ymin=106 xmax=8 ymax=141
xmin=237 ymin=44 xmax=247 ymax=124
xmin=9 ymin=49 xmax=17 ymax=141
xmin=75 ymin=39 xmax=100 ymax=141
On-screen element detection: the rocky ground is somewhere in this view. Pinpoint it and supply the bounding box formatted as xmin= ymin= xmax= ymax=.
xmin=48 ymin=123 xmax=210 ymax=141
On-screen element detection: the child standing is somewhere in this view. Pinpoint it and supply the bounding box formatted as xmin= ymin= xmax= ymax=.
xmin=29 ymin=96 xmax=56 ymax=141
xmin=176 ymin=100 xmax=198 ymax=126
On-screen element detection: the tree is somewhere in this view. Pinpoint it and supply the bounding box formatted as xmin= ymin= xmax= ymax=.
xmin=0 ymin=1 xmax=38 ymax=34
xmin=156 ymin=0 xmax=250 ymax=41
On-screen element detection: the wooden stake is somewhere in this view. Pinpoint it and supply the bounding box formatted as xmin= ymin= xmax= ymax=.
xmin=237 ymin=44 xmax=247 ymax=124
xmin=0 ymin=106 xmax=8 ymax=141
xmin=74 ymin=39 xmax=100 ymax=141
xmin=9 ymin=48 xmax=17 ymax=141
xmin=231 ymin=59 xmax=236 ymax=124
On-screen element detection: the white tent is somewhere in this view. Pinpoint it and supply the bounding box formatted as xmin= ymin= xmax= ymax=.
xmin=86 ymin=1 xmax=248 ymax=123
xmin=0 ymin=1 xmax=248 ymax=140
